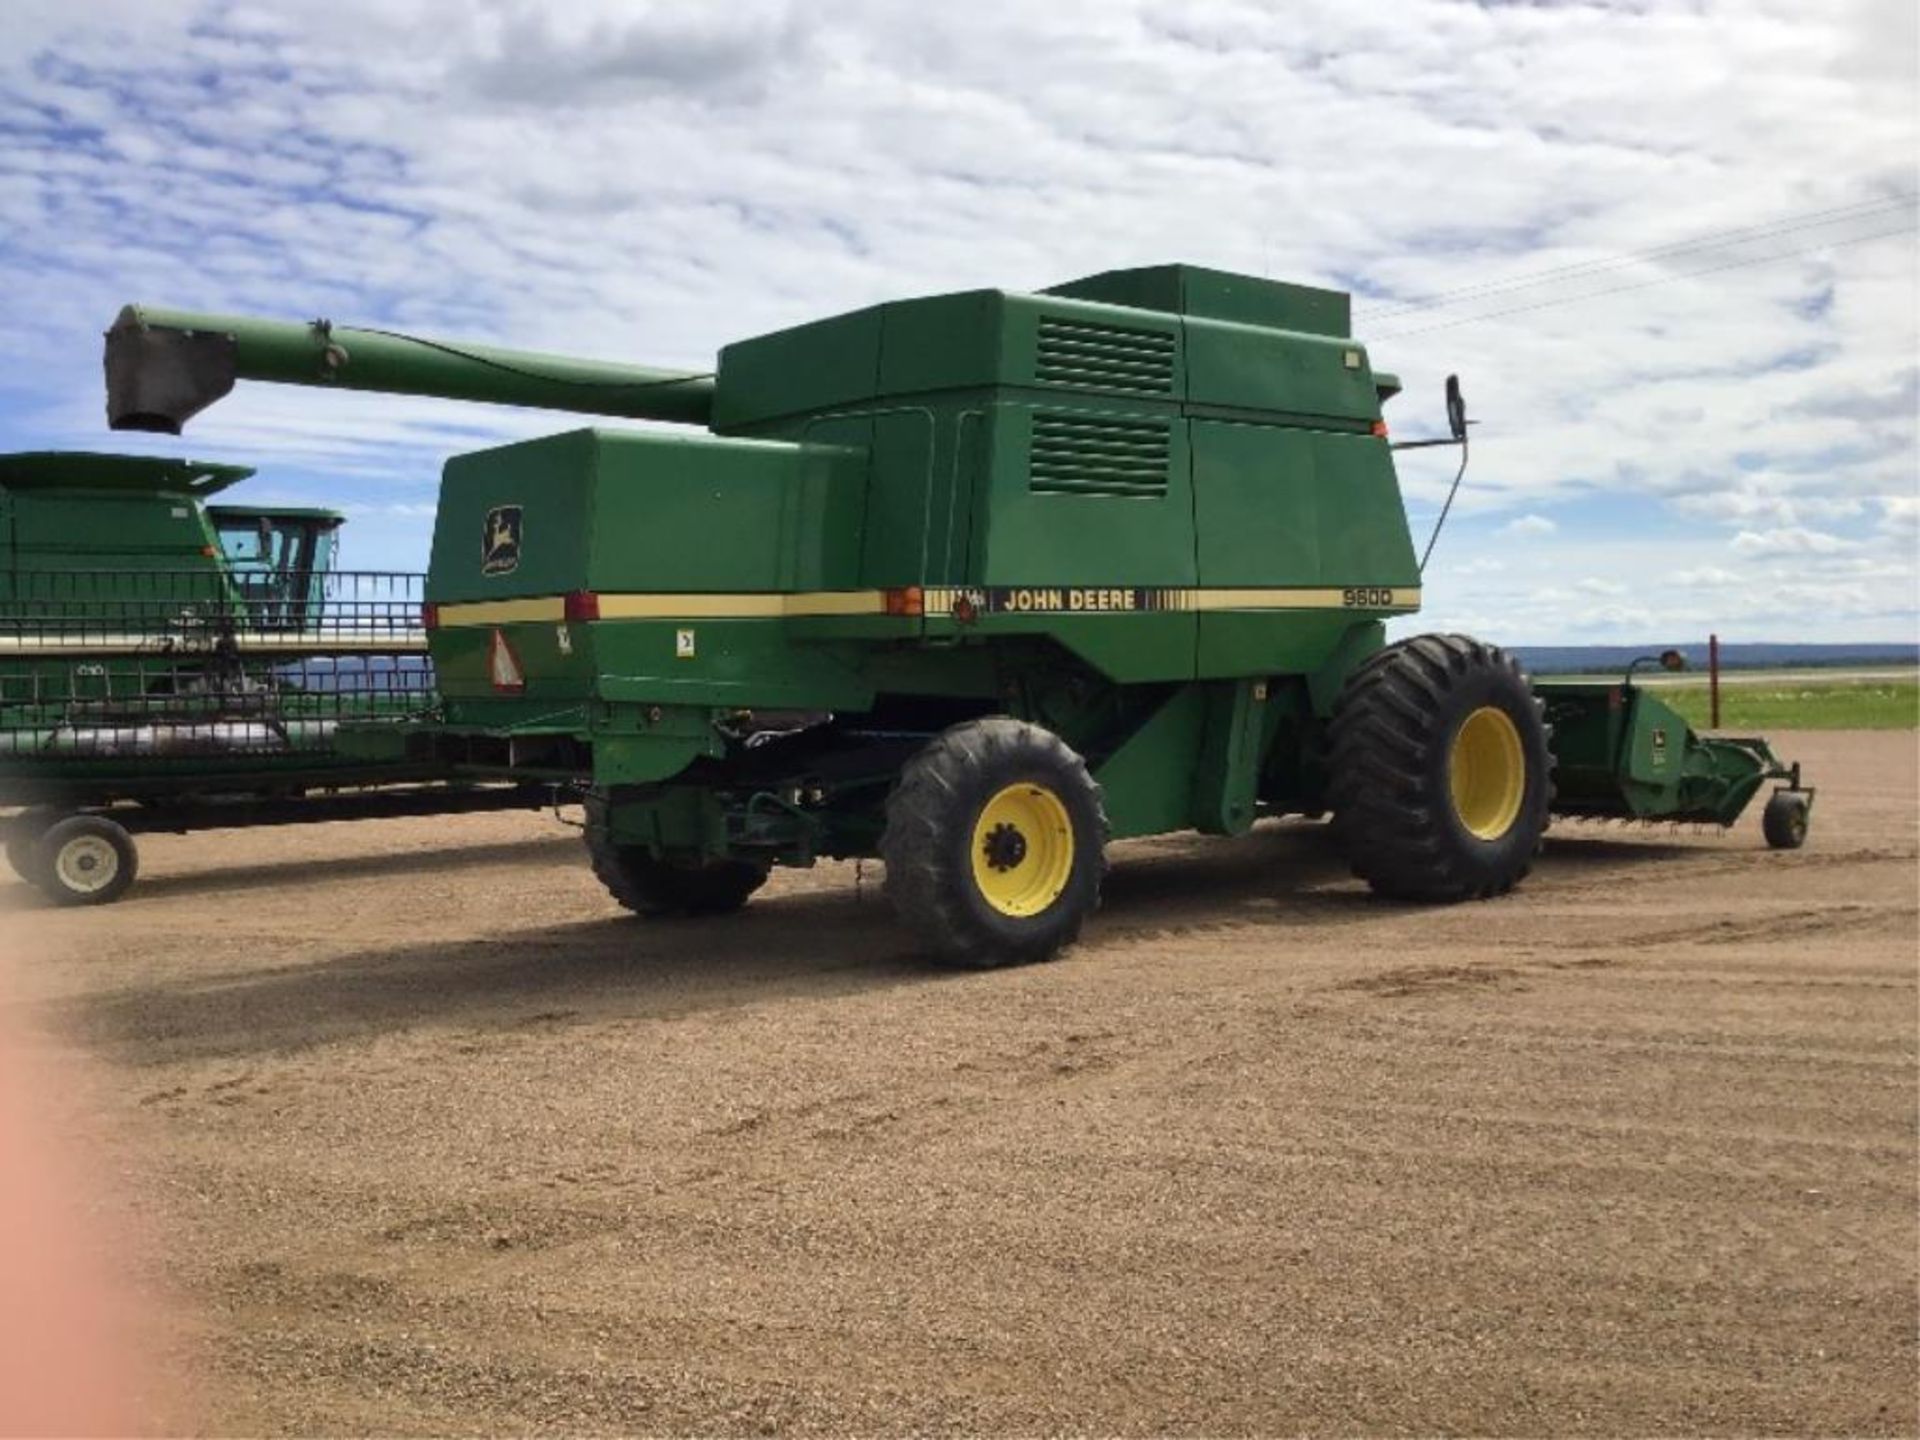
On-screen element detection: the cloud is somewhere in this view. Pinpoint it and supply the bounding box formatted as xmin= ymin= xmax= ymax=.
xmin=1730 ymin=526 xmax=1855 ymax=556
xmin=1674 ymin=485 xmax=1870 ymax=527
xmin=1501 ymin=514 xmax=1558 ymax=537
xmin=455 ymin=3 xmax=819 ymax=106
xmin=1672 ymin=565 xmax=1741 ymax=587
xmin=0 ymin=0 xmax=1912 ymax=641
xmin=1881 ymin=495 xmax=1920 ymax=538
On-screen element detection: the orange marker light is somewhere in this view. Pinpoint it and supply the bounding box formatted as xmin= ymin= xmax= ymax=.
xmin=883 ymin=586 xmax=924 ymax=618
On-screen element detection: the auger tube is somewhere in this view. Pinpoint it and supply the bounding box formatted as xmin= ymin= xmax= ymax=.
xmin=105 ymin=304 xmax=716 ymax=434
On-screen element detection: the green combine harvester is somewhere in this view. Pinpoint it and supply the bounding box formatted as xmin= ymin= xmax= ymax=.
xmin=103 ymin=265 xmax=1812 ymax=961
xmin=0 ymin=452 xmax=539 ymax=904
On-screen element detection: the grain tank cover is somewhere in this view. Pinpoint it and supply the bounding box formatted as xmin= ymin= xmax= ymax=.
xmin=1044 ymin=264 xmax=1351 ymax=338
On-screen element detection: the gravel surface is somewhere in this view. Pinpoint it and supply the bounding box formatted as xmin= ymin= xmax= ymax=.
xmin=4 ymin=730 xmax=1915 ymax=1435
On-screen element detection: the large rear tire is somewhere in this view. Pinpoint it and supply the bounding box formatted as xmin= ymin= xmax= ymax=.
xmin=881 ymin=718 xmax=1108 ymax=969
xmin=583 ymin=796 xmax=769 ymax=917
xmin=1328 ymin=634 xmax=1552 ymax=901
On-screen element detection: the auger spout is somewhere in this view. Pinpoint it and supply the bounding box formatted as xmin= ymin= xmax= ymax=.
xmin=105 ymin=305 xmax=716 ymax=434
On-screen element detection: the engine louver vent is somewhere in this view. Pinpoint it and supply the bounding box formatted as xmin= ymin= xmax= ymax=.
xmin=1035 ymin=317 xmax=1176 ymax=397
xmin=1029 ymin=411 xmax=1171 ymax=498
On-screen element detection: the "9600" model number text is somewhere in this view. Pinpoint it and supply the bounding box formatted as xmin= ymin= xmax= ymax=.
xmin=1341 ymin=587 xmax=1398 ymax=608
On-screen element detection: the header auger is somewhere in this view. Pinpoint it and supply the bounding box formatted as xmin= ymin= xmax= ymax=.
xmin=101 ymin=264 xmax=1808 ymax=961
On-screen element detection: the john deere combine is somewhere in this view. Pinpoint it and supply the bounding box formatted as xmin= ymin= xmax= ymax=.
xmin=0 ymin=451 xmax=537 ymax=904
xmin=103 ymin=265 xmax=1811 ymax=961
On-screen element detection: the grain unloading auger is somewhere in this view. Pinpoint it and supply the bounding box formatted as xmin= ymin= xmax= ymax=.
xmin=104 ymin=266 xmax=1812 ymax=965
xmin=106 ymin=304 xmax=716 ymax=433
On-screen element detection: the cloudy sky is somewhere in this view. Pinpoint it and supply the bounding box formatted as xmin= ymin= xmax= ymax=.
xmin=2 ymin=0 xmax=1915 ymax=643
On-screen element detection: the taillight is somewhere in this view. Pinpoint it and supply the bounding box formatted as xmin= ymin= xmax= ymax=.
xmin=563 ymin=590 xmax=601 ymax=622
xmin=421 ymin=602 xmax=440 ymax=631
xmin=883 ymin=586 xmax=924 ymax=618
xmin=1371 ymin=420 xmax=1389 ymax=438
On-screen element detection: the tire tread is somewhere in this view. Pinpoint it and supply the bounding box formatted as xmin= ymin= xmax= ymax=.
xmin=1329 ymin=633 xmax=1554 ymax=902
xmin=583 ymin=795 xmax=768 ymax=916
xmin=882 ymin=718 xmax=1108 ymax=968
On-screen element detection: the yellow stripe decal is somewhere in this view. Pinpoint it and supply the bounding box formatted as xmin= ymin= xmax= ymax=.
xmin=921 ymin=586 xmax=1421 ymax=614
xmin=595 ymin=592 xmax=886 ymax=620
xmin=1186 ymin=587 xmax=1421 ymax=611
xmin=434 ymin=586 xmax=1419 ymax=627
xmin=435 ymin=592 xmax=885 ymax=626
xmin=436 ymin=597 xmax=565 ymax=626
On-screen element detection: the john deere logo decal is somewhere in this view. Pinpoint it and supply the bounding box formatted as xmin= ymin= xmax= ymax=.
xmin=481 ymin=505 xmax=522 ymax=577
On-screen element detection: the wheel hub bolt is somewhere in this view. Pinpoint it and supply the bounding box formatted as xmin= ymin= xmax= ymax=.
xmin=982 ymin=822 xmax=1027 ymax=871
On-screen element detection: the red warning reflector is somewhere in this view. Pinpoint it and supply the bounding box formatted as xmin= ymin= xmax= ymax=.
xmin=488 ymin=628 xmax=525 ymax=693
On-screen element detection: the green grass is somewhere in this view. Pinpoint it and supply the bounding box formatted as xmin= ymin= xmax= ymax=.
xmin=1657 ymin=679 xmax=1918 ymax=731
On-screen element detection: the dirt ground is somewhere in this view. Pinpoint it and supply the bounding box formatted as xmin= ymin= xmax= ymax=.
xmin=3 ymin=730 xmax=1915 ymax=1436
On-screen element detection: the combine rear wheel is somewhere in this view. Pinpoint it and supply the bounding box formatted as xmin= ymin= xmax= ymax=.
xmin=583 ymin=796 xmax=768 ymax=917
xmin=881 ymin=718 xmax=1108 ymax=968
xmin=1329 ymin=634 xmax=1551 ymax=902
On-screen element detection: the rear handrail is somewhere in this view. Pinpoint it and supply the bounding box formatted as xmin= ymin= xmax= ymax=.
xmin=0 ymin=568 xmax=428 ymax=654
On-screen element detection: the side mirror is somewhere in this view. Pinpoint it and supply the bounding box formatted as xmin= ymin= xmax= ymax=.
xmin=1660 ymin=649 xmax=1687 ymax=673
xmin=1445 ymin=374 xmax=1468 ymax=441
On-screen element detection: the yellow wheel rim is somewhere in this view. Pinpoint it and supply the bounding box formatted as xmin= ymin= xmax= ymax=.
xmin=1448 ymin=705 xmax=1526 ymax=841
xmin=971 ymin=782 xmax=1075 ymax=918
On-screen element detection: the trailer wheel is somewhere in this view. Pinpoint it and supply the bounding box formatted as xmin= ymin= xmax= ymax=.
xmin=5 ymin=808 xmax=59 ymax=885
xmin=882 ymin=718 xmax=1108 ymax=968
xmin=1762 ymin=791 xmax=1810 ymax=850
xmin=32 ymin=814 xmax=139 ymax=907
xmin=1329 ymin=634 xmax=1552 ymax=902
xmin=583 ymin=796 xmax=768 ymax=917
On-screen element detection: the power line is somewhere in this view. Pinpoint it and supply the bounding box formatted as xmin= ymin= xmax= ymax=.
xmin=1359 ymin=194 xmax=1919 ymax=323
xmin=1362 ymin=194 xmax=1916 ymax=320
xmin=1371 ymin=221 xmax=1915 ymax=341
xmin=352 ymin=326 xmax=713 ymax=392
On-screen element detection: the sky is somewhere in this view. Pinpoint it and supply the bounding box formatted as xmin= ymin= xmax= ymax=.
xmin=1 ymin=0 xmax=1915 ymax=644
